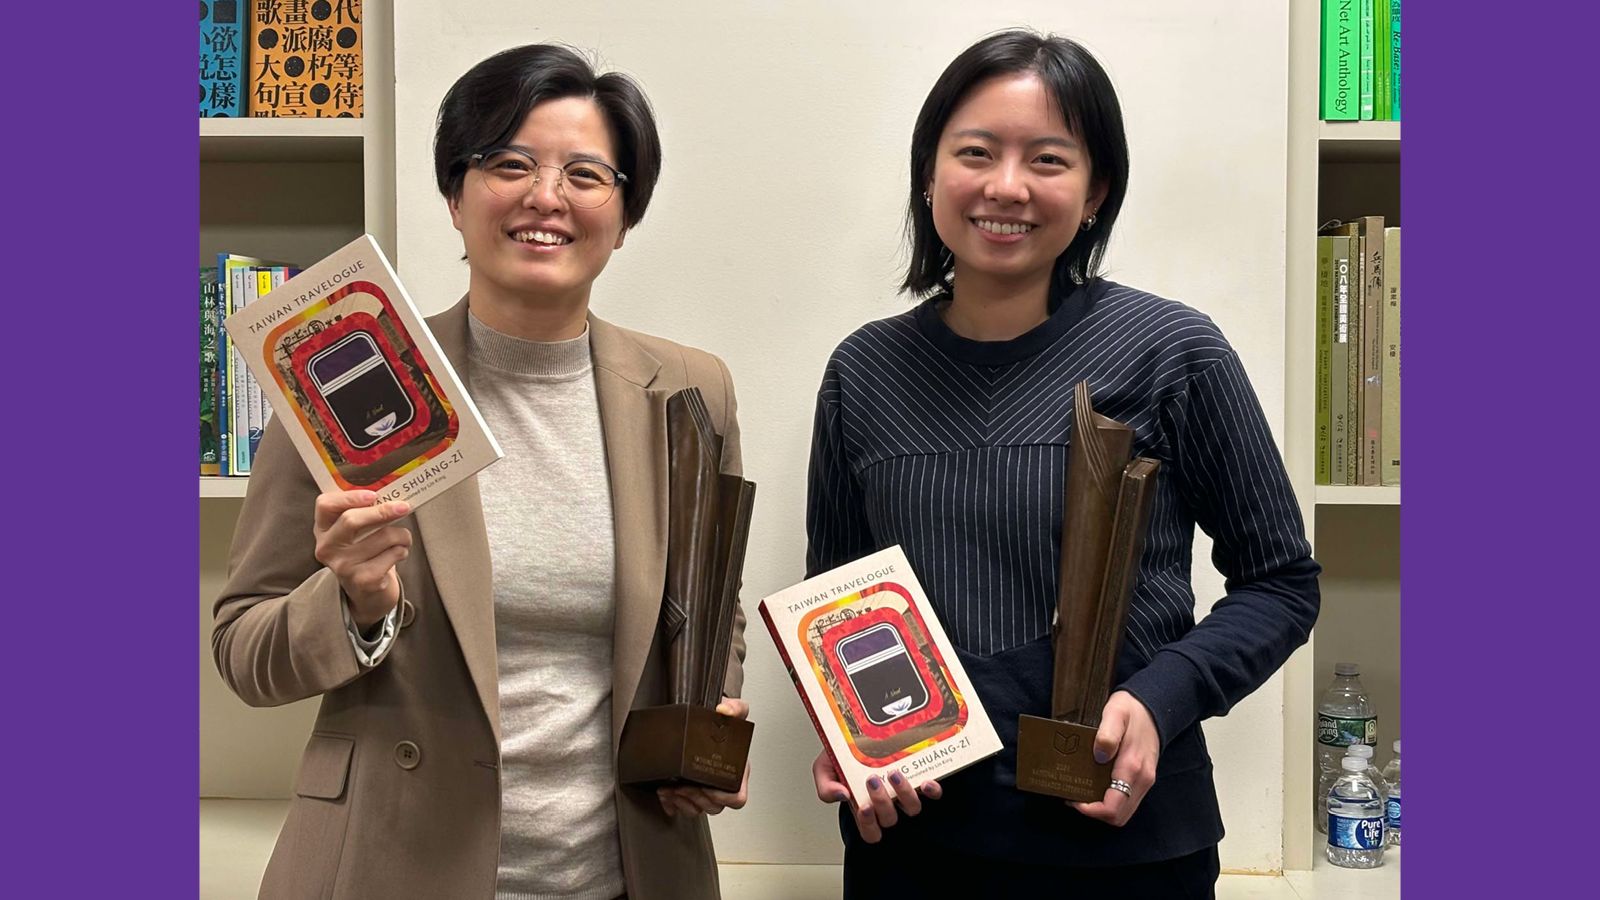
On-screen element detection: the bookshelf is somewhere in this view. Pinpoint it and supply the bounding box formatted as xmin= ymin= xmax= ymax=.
xmin=1283 ymin=0 xmax=1402 ymax=876
xmin=198 ymin=2 xmax=396 ymax=800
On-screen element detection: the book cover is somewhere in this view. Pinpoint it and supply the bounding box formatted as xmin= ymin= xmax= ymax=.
xmin=223 ymin=235 xmax=502 ymax=509
xmin=1382 ymin=227 xmax=1401 ymax=485
xmin=1390 ymin=0 xmax=1402 ymax=120
xmin=1327 ymin=234 xmax=1352 ymax=485
xmin=1322 ymin=0 xmax=1357 ymax=120
xmin=201 ymin=267 xmax=221 ymax=475
xmin=1315 ymin=238 xmax=1334 ymax=485
xmin=758 ymin=546 xmax=1002 ymax=809
xmin=1359 ymin=0 xmax=1375 ymax=120
xmin=247 ymin=0 xmax=363 ymax=118
xmin=228 ymin=266 xmax=252 ymax=475
xmin=1356 ymin=216 xmax=1385 ymax=486
xmin=200 ymin=1 xmax=245 ymax=117
xmin=1374 ymin=0 xmax=1391 ymax=120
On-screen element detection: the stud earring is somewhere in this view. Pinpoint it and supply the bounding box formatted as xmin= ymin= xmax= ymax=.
xmin=923 ymin=192 xmax=932 ymax=207
xmin=1081 ymin=213 xmax=1098 ymax=232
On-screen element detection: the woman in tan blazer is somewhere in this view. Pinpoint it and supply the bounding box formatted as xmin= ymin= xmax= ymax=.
xmin=213 ymin=44 xmax=749 ymax=900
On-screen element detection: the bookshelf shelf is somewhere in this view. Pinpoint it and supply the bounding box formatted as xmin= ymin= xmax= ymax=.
xmin=200 ymin=118 xmax=364 ymax=163
xmin=1319 ymin=122 xmax=1401 ymax=163
xmin=1315 ymin=485 xmax=1400 ymax=506
xmin=200 ymin=477 xmax=248 ymax=499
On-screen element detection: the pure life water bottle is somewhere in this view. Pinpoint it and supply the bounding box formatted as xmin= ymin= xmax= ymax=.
xmin=1327 ymin=756 xmax=1387 ymax=868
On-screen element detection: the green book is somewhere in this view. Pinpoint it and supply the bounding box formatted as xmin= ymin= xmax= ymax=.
xmin=1326 ymin=234 xmax=1353 ymax=484
xmin=200 ymin=267 xmax=220 ymax=476
xmin=1322 ymin=0 xmax=1357 ymax=120
xmin=1390 ymin=0 xmax=1402 ymax=120
xmin=1315 ymin=238 xmax=1334 ymax=485
xmin=1359 ymin=0 xmax=1375 ymax=119
xmin=1381 ymin=228 xmax=1401 ymax=485
xmin=1374 ymin=0 xmax=1391 ymax=120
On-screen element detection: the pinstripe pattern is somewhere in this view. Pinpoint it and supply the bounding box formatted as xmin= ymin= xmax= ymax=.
xmin=807 ymin=279 xmax=1316 ymax=668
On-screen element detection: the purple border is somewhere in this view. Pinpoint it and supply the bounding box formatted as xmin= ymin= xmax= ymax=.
xmin=8 ymin=4 xmax=197 ymax=894
xmin=1406 ymin=1 xmax=1589 ymax=894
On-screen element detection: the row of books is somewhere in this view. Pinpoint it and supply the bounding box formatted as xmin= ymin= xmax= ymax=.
xmin=201 ymin=256 xmax=302 ymax=477
xmin=1315 ymin=219 xmax=1399 ymax=486
xmin=200 ymin=0 xmax=364 ymax=118
xmin=1321 ymin=0 xmax=1401 ymax=121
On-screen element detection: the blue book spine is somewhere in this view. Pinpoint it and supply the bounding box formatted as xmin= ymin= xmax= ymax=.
xmin=200 ymin=1 xmax=244 ymax=117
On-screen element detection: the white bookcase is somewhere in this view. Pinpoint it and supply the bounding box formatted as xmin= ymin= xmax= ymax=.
xmin=198 ymin=1 xmax=395 ymax=800
xmin=1282 ymin=0 xmax=1402 ymax=875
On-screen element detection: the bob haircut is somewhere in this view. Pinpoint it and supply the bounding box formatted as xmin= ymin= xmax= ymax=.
xmin=433 ymin=44 xmax=662 ymax=230
xmin=902 ymin=30 xmax=1130 ymax=297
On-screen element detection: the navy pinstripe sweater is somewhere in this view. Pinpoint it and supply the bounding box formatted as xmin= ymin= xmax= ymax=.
xmin=806 ymin=277 xmax=1320 ymax=866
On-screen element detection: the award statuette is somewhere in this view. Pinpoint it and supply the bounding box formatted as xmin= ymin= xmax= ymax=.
xmin=617 ymin=387 xmax=756 ymax=792
xmin=1016 ymin=382 xmax=1161 ymax=802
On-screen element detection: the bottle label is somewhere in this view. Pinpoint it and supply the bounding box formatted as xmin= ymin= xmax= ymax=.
xmin=1317 ymin=714 xmax=1377 ymax=747
xmin=1385 ymin=795 xmax=1401 ymax=830
xmin=1328 ymin=812 xmax=1385 ymax=850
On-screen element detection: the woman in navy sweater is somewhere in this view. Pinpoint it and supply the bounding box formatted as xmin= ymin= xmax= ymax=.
xmin=805 ymin=30 xmax=1320 ymax=897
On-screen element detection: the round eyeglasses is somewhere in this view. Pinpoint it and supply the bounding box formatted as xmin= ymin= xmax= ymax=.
xmin=468 ymin=148 xmax=628 ymax=209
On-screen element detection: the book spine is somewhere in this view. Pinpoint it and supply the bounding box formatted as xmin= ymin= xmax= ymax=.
xmin=1322 ymin=0 xmax=1358 ymax=120
xmin=758 ymin=603 xmax=861 ymax=807
xmin=245 ymin=270 xmax=268 ymax=464
xmin=1329 ymin=236 xmax=1351 ymax=484
xmin=214 ymin=264 xmax=231 ymax=476
xmin=1374 ymin=0 xmax=1391 ymax=120
xmin=1344 ymin=233 xmax=1363 ymax=485
xmin=1381 ymin=228 xmax=1401 ymax=485
xmin=1359 ymin=0 xmax=1375 ymax=119
xmin=199 ymin=2 xmax=244 ymax=117
xmin=229 ymin=267 xmax=251 ymax=474
xmin=1360 ymin=217 xmax=1384 ymax=485
xmin=1315 ymin=238 xmax=1334 ymax=485
xmin=248 ymin=0 xmax=364 ymax=117
xmin=1390 ymin=0 xmax=1402 ymax=120
xmin=200 ymin=268 xmax=221 ymax=476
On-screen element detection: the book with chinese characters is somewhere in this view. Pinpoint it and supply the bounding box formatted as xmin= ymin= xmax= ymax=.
xmin=758 ymin=546 xmax=1002 ymax=808
xmin=200 ymin=1 xmax=245 ymax=116
xmin=223 ymin=235 xmax=501 ymax=509
xmin=247 ymin=0 xmax=363 ymax=117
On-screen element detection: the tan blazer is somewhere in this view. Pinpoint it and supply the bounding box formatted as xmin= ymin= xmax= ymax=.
xmin=213 ymin=298 xmax=747 ymax=900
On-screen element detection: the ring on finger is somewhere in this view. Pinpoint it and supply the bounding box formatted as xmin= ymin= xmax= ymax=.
xmin=1109 ymin=779 xmax=1133 ymax=797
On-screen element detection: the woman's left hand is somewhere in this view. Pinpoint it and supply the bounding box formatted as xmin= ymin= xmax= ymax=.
xmin=656 ymin=697 xmax=750 ymax=817
xmin=1070 ymin=690 xmax=1160 ymax=827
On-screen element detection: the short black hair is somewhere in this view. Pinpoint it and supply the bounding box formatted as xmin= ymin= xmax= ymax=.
xmin=433 ymin=44 xmax=662 ymax=230
xmin=902 ymin=29 xmax=1130 ymax=296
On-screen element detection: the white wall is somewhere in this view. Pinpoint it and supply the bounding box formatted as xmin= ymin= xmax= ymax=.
xmin=392 ymin=0 xmax=1290 ymax=872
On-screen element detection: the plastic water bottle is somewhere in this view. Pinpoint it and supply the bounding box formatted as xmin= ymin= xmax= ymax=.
xmin=1316 ymin=663 xmax=1376 ymax=832
xmin=1327 ymin=756 xmax=1387 ymax=868
xmin=1380 ymin=740 xmax=1401 ymax=846
xmin=1344 ymin=742 xmax=1390 ymax=799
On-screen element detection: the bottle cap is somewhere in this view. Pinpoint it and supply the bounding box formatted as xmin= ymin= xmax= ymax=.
xmin=1341 ymin=756 xmax=1366 ymax=772
xmin=1334 ymin=662 xmax=1359 ymax=676
xmin=1346 ymin=743 xmax=1374 ymax=759
xmin=1393 ymin=739 xmax=1401 ymax=754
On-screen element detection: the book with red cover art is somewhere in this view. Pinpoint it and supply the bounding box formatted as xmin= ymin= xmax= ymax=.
xmin=223 ymin=234 xmax=501 ymax=509
xmin=759 ymin=545 xmax=1001 ymax=808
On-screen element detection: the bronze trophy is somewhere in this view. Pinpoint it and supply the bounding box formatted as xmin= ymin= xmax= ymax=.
xmin=1016 ymin=382 xmax=1160 ymax=802
xmin=617 ymin=387 xmax=756 ymax=792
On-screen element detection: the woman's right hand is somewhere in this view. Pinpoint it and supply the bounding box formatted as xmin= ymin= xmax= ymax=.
xmin=812 ymin=750 xmax=941 ymax=844
xmin=312 ymin=490 xmax=412 ymax=629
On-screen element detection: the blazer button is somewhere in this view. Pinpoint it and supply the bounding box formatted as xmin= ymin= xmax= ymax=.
xmin=399 ymin=599 xmax=416 ymax=629
xmin=394 ymin=740 xmax=422 ymax=770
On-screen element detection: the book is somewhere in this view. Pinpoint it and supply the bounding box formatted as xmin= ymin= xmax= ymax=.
xmin=1315 ymin=239 xmax=1334 ymax=485
xmin=247 ymin=0 xmax=363 ymax=117
xmin=1381 ymin=227 xmax=1401 ymax=485
xmin=1322 ymin=0 xmax=1357 ymax=120
xmin=1374 ymin=0 xmax=1391 ymax=120
xmin=1390 ymin=0 xmax=1402 ymax=120
xmin=758 ymin=545 xmax=1003 ymax=809
xmin=228 ymin=265 xmax=252 ymax=474
xmin=243 ymin=268 xmax=264 ymax=469
xmin=1353 ymin=215 xmax=1385 ymax=485
xmin=223 ymin=234 xmax=502 ymax=509
xmin=1326 ymin=234 xmax=1353 ymax=485
xmin=1358 ymin=0 xmax=1375 ymax=120
xmin=200 ymin=267 xmax=221 ymax=475
xmin=200 ymin=0 xmax=245 ymax=117
xmin=1321 ymin=221 xmax=1363 ymax=484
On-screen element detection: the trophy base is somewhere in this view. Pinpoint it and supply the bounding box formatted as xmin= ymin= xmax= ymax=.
xmin=617 ymin=703 xmax=753 ymax=793
xmin=1014 ymin=714 xmax=1111 ymax=802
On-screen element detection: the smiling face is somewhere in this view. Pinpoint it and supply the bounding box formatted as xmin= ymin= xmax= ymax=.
xmin=927 ymin=72 xmax=1106 ymax=293
xmin=449 ymin=96 xmax=628 ymax=313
